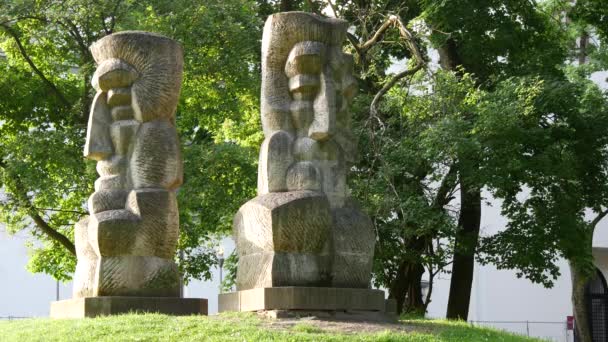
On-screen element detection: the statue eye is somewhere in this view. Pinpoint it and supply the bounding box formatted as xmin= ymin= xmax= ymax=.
xmin=285 ymin=41 xmax=325 ymax=77
xmin=288 ymin=74 xmax=320 ymax=100
xmin=285 ymin=54 xmax=322 ymax=77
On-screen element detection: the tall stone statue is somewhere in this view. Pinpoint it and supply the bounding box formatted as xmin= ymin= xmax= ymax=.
xmin=222 ymin=12 xmax=388 ymax=317
xmin=51 ymin=31 xmax=206 ymax=317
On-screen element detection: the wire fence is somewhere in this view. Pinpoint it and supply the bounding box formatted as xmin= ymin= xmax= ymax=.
xmin=0 ymin=316 xmax=32 ymax=321
xmin=0 ymin=316 xmax=30 ymax=321
xmin=470 ymin=320 xmax=573 ymax=342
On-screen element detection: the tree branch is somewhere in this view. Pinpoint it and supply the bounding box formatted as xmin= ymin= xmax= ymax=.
xmin=108 ymin=0 xmax=124 ymax=34
xmin=370 ymin=63 xmax=423 ymax=117
xmin=35 ymin=207 xmax=87 ymax=215
xmin=0 ymin=159 xmax=76 ymax=255
xmin=0 ymin=23 xmax=71 ymax=107
xmin=357 ymin=14 xmax=426 ymax=118
xmin=591 ymin=208 xmax=608 ymax=229
xmin=433 ymin=165 xmax=458 ymax=209
xmin=359 ymin=18 xmax=394 ymax=52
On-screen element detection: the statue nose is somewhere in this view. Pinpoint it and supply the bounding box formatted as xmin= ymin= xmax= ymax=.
xmin=84 ymin=92 xmax=113 ymax=161
xmin=309 ymin=71 xmax=336 ymax=142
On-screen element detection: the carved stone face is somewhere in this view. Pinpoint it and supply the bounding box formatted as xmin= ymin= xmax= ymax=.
xmin=259 ymin=13 xmax=357 ymax=207
xmin=84 ymin=31 xmax=183 ymax=213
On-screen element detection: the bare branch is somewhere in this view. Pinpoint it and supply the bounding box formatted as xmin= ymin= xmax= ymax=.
xmin=359 ymin=17 xmax=394 ymax=52
xmin=369 ymin=15 xmax=425 ymax=117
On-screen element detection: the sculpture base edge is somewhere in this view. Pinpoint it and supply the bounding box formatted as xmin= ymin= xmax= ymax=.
xmin=49 ymin=296 xmax=207 ymax=318
xmin=218 ymin=287 xmax=395 ymax=321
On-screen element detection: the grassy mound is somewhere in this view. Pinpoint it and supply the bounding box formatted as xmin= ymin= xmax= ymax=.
xmin=0 ymin=312 xmax=542 ymax=341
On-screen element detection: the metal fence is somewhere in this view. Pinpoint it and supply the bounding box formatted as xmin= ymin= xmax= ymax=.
xmin=470 ymin=320 xmax=573 ymax=342
xmin=0 ymin=316 xmax=30 ymax=321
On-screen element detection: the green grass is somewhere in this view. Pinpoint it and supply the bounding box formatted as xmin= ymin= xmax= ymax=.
xmin=0 ymin=312 xmax=543 ymax=342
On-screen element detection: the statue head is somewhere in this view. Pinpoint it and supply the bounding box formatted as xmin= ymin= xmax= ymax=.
xmin=84 ymin=31 xmax=183 ymax=213
xmin=259 ymin=12 xmax=357 ymax=207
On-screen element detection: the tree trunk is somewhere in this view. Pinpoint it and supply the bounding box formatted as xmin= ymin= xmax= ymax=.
xmin=404 ymin=261 xmax=425 ymax=313
xmin=438 ymin=36 xmax=482 ymax=321
xmin=570 ymin=261 xmax=592 ymax=342
xmin=446 ymin=175 xmax=481 ymax=320
xmin=390 ymin=259 xmax=425 ymax=314
xmin=579 ymin=30 xmax=589 ymax=65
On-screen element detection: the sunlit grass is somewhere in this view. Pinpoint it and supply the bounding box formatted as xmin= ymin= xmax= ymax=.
xmin=0 ymin=312 xmax=543 ymax=341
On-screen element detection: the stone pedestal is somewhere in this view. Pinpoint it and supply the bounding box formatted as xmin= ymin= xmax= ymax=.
xmin=50 ymin=297 xmax=207 ymax=318
xmin=218 ymin=287 xmax=394 ymax=321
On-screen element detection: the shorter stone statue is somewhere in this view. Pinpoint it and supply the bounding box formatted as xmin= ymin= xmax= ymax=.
xmin=51 ymin=31 xmax=206 ymax=317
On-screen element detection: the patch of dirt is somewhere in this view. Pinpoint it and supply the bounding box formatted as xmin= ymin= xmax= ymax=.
xmin=258 ymin=312 xmax=435 ymax=335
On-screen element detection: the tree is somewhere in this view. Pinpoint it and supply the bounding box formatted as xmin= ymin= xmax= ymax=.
xmin=476 ymin=1 xmax=608 ymax=340
xmin=328 ymin=0 xmax=572 ymax=318
xmin=0 ymin=0 xmax=261 ymax=282
xmin=476 ymin=74 xmax=608 ymax=342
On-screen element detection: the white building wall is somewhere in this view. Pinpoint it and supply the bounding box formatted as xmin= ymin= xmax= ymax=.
xmin=0 ymin=227 xmax=231 ymax=317
xmin=0 ymin=229 xmax=70 ymax=317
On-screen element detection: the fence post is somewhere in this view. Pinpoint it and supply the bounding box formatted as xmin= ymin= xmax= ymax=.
xmin=526 ymin=321 xmax=530 ymax=336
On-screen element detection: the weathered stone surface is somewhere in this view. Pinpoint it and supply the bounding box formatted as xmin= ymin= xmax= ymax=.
xmin=96 ymin=256 xmax=180 ymax=297
xmin=72 ymin=31 xmax=185 ymax=299
xmin=234 ymin=191 xmax=331 ymax=255
xmin=234 ymin=191 xmax=332 ymax=289
xmin=331 ymin=205 xmax=375 ymax=288
xmin=50 ymin=297 xmax=207 ymax=318
xmin=218 ymin=287 xmax=386 ymax=312
xmin=237 ymin=252 xmax=331 ymax=290
xmin=233 ymin=12 xmax=375 ymax=293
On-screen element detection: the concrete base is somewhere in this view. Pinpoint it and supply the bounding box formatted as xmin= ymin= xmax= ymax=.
xmin=219 ymin=287 xmax=392 ymax=317
xmin=261 ymin=309 xmax=396 ymax=322
xmin=50 ymin=297 xmax=208 ymax=318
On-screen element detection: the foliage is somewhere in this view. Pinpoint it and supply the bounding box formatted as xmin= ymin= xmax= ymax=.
xmin=0 ymin=312 xmax=542 ymax=342
xmin=220 ymin=251 xmax=238 ymax=293
xmin=332 ymin=0 xmax=576 ymax=316
xmin=477 ymin=75 xmax=608 ymax=283
xmin=571 ymin=0 xmax=608 ymax=40
xmin=352 ymin=70 xmax=482 ymax=306
xmin=422 ymin=0 xmax=568 ymax=82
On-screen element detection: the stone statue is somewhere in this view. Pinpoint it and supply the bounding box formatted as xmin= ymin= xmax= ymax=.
xmin=73 ymin=31 xmax=184 ymax=298
xmin=234 ymin=12 xmax=375 ymax=291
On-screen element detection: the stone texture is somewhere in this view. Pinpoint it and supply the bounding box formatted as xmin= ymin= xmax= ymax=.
xmin=234 ymin=11 xmax=375 ymax=293
xmin=218 ymin=287 xmax=385 ymax=312
xmin=50 ymin=297 xmax=207 ymax=318
xmin=73 ymin=31 xmax=185 ymax=299
xmin=261 ymin=310 xmax=396 ymax=322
